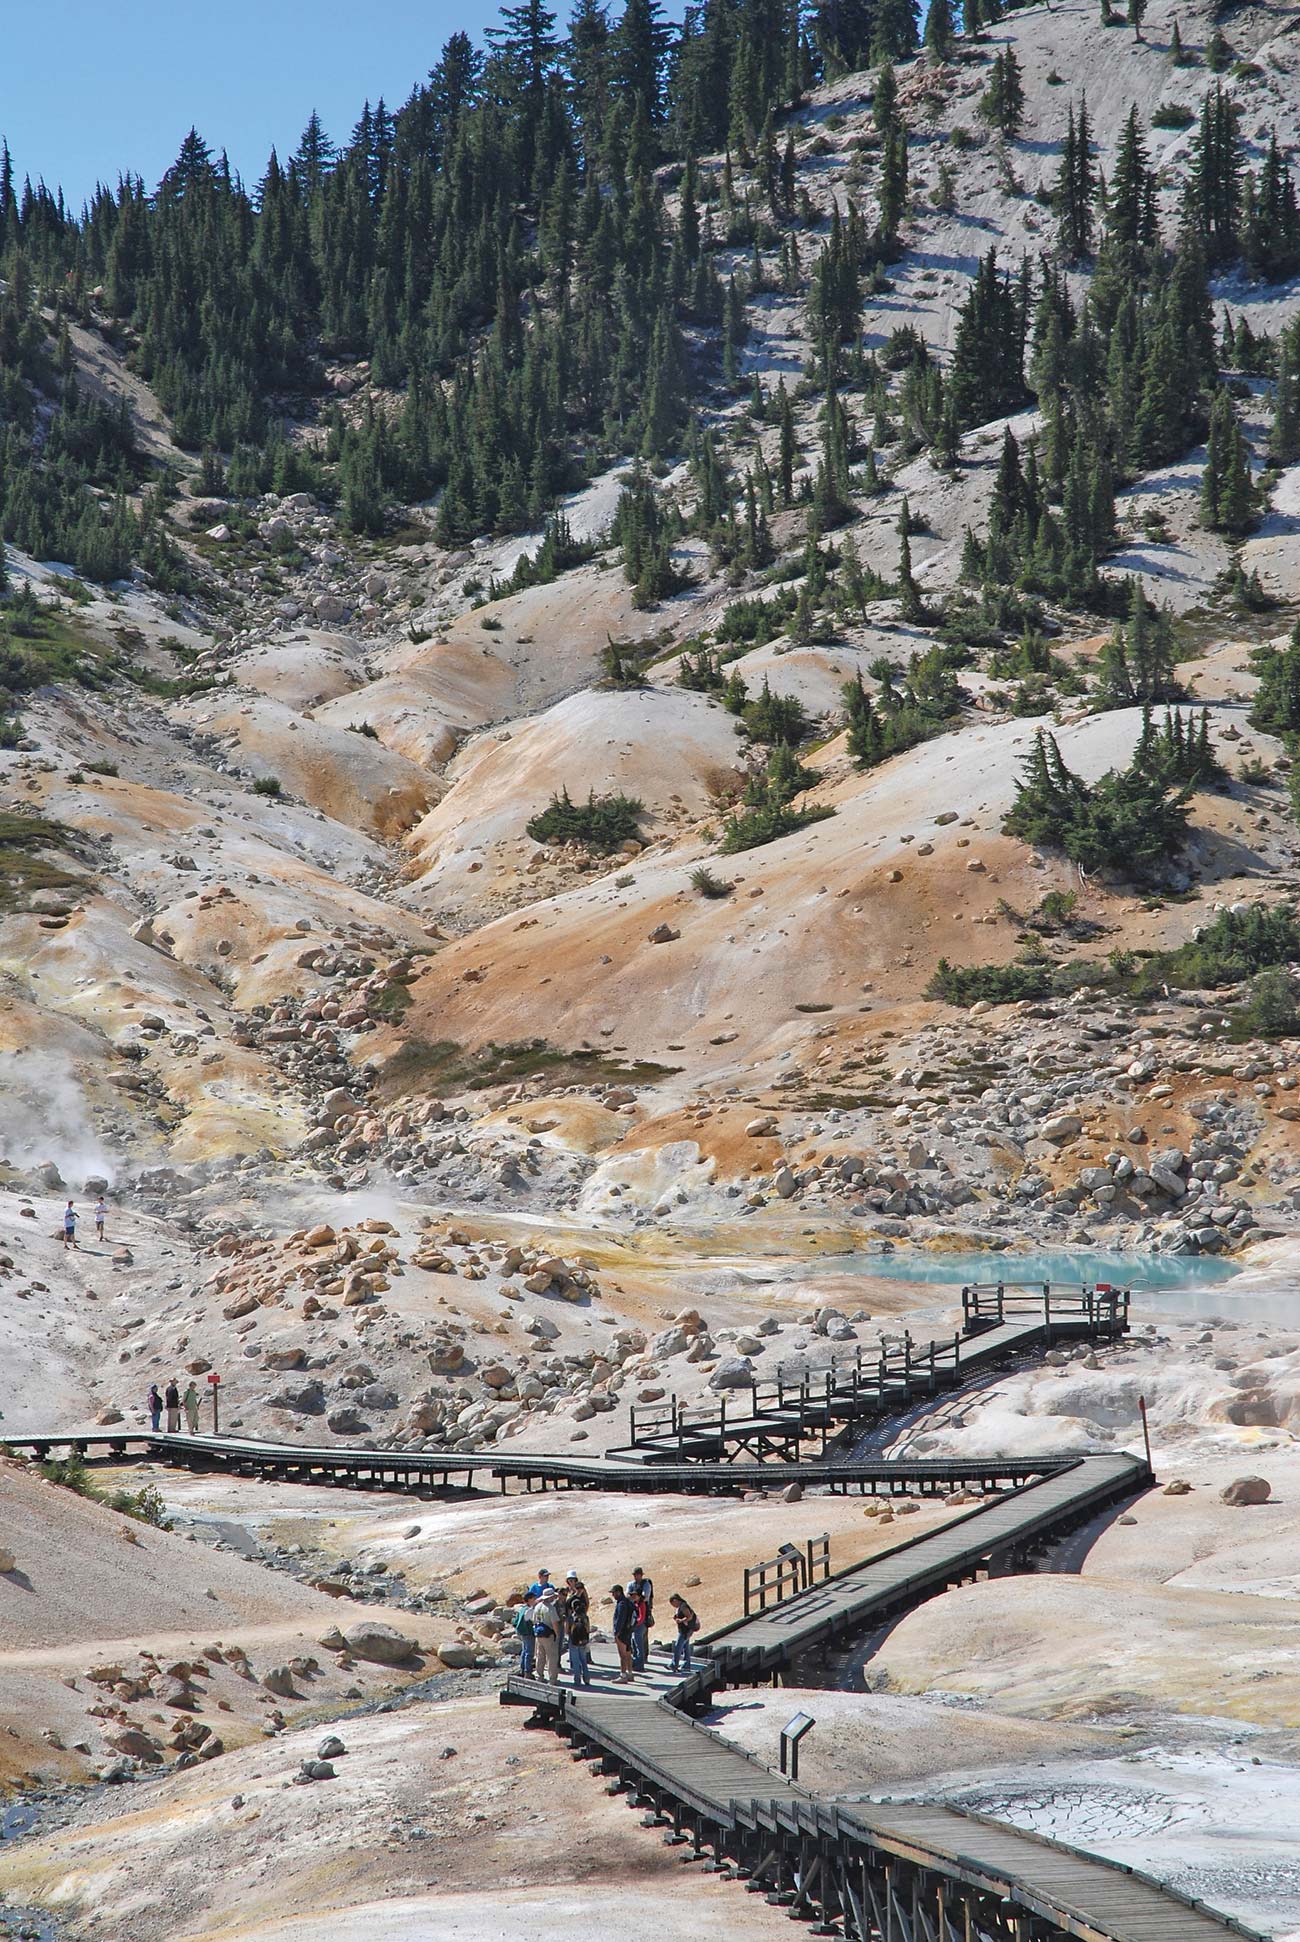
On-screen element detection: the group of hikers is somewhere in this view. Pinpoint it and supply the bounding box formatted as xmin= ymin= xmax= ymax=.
xmin=514 ymin=1565 xmax=700 ymax=1687
xmin=147 ymin=1380 xmax=201 ymax=1434
xmin=61 ymin=1198 xmax=107 ymax=1249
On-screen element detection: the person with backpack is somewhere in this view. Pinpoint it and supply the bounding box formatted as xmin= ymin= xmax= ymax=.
xmin=164 ymin=1379 xmax=181 ymax=1433
xmin=147 ymin=1384 xmax=162 ymax=1432
xmin=514 ymin=1592 xmax=538 ymax=1677
xmin=669 ymin=1593 xmax=700 ymax=1673
xmin=610 ymin=1583 xmax=636 ymax=1682
xmin=562 ymin=1570 xmax=592 ymax=1688
xmin=627 ymin=1565 xmax=654 ymax=1671
xmin=532 ymin=1587 xmax=562 ymax=1686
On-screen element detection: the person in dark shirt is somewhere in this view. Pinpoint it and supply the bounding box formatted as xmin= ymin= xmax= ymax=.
xmin=610 ymin=1583 xmax=635 ymax=1682
xmin=669 ymin=1593 xmax=700 ymax=1673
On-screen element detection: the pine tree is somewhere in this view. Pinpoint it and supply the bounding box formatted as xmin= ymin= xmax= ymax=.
xmin=874 ymin=59 xmax=898 ymax=132
xmin=1190 ymin=82 xmax=1243 ymax=268
xmin=924 ymin=0 xmax=954 ymax=58
xmin=1271 ymin=320 xmax=1300 ymax=464
xmin=1055 ymin=100 xmax=1095 ymax=259
xmin=877 ymin=117 xmax=909 ymax=250
xmin=1241 ymin=133 xmax=1300 ymax=282
xmin=1201 ymin=387 xmax=1258 ymax=534
xmin=776 ymin=378 xmax=797 ymax=506
xmin=948 ymin=248 xmax=1029 ymax=428
xmin=1106 ymin=105 xmax=1156 ymax=249
xmin=980 ymin=48 xmax=1025 ymax=138
xmin=896 ymin=493 xmax=924 ymax=619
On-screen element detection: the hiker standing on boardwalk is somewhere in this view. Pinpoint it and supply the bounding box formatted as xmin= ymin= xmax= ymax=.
xmin=669 ymin=1593 xmax=700 ymax=1673
xmin=514 ymin=1592 xmax=538 ymax=1676
xmin=147 ymin=1384 xmax=162 ymax=1432
xmin=182 ymin=1381 xmax=201 ymax=1433
xmin=164 ymin=1378 xmax=181 ymax=1433
xmin=627 ymin=1565 xmax=653 ymax=1671
xmin=611 ymin=1583 xmax=636 ymax=1682
xmin=562 ymin=1569 xmax=592 ymax=1688
xmin=62 ymin=1201 xmax=78 ymax=1250
xmin=532 ymin=1584 xmax=562 ymax=1685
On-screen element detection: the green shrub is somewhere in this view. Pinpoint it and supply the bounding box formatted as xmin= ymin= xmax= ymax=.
xmin=526 ymin=788 xmax=643 ymax=853
xmin=1229 ymin=967 xmax=1300 ymax=1040
xmin=690 ymin=865 xmax=733 ymax=898
xmin=107 ymin=1483 xmax=173 ymax=1529
xmin=1144 ymin=901 xmax=1300 ymax=992
xmin=252 ymin=776 xmax=282 ymax=797
xmin=1152 ymin=102 xmax=1194 ymax=129
xmin=720 ymin=798 xmax=834 ymax=854
xmin=927 ymin=957 xmax=1055 ymax=1006
xmin=1003 ymin=727 xmax=1194 ymax=881
xmin=40 ymin=1453 xmax=94 ymax=1496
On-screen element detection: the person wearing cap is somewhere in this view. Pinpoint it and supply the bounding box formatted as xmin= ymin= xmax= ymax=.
xmin=526 ymin=1567 xmax=553 ymax=1599
xmin=561 ymin=1569 xmax=592 ymax=1688
xmin=669 ymin=1593 xmax=700 ymax=1673
xmin=626 ymin=1565 xmax=654 ymax=1671
xmin=531 ymin=1583 xmax=562 ymax=1686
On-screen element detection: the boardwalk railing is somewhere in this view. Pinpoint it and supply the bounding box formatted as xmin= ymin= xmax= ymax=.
xmin=961 ymin=1279 xmax=1131 ymax=1337
xmin=499 ymin=1437 xmax=1261 ymax=1942
xmin=620 ymin=1283 xmax=1130 ymax=1465
xmin=743 ymin=1533 xmax=831 ymax=1615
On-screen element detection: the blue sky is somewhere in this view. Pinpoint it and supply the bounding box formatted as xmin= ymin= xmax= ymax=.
xmin=2 ymin=0 xmax=529 ymax=208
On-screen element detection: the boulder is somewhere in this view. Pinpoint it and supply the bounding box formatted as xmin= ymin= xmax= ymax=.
xmin=1221 ymin=1475 xmax=1271 ymax=1506
xmin=108 ymin=1728 xmax=162 ymax=1762
xmin=1040 ymin=1114 xmax=1083 ymax=1144
xmin=708 ymin=1356 xmax=754 ymax=1391
xmin=1162 ymin=1479 xmax=1192 ymax=1496
xmin=326 ymin=1406 xmax=369 ymax=1435
xmin=1149 ymin=1162 xmax=1186 ymax=1200
xmin=345 ymin=1621 xmax=418 ymax=1666
xmin=269 ymin=1379 xmax=326 ymax=1415
xmin=436 ymin=1641 xmax=478 ymax=1668
xmin=261 ymin=1665 xmax=298 ymax=1697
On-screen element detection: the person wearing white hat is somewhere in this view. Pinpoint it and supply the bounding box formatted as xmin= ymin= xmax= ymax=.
xmin=562 ymin=1569 xmax=592 ymax=1688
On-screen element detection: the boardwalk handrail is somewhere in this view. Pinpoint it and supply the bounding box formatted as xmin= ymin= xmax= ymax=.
xmin=619 ymin=1288 xmax=1129 ymax=1464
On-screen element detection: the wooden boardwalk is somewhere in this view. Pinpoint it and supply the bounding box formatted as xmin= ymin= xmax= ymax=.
xmin=506 ymin=1593 xmax=1260 ymax=1942
xmin=0 ymin=1429 xmax=1083 ymax=1498
xmin=614 ymin=1287 xmax=1129 ymax=1465
xmin=703 ymin=1453 xmax=1144 ymax=1679
xmin=10 ymin=1277 xmax=1261 ymax=1938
